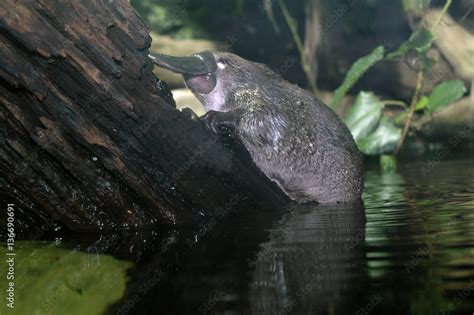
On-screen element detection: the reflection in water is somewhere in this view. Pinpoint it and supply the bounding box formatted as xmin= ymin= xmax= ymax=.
xmin=106 ymin=202 xmax=368 ymax=315
xmin=111 ymin=158 xmax=474 ymax=315
xmin=248 ymin=202 xmax=367 ymax=315
xmin=6 ymin=158 xmax=474 ymax=315
xmin=362 ymin=159 xmax=474 ymax=315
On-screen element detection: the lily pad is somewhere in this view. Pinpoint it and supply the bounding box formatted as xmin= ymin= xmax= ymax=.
xmin=0 ymin=241 xmax=132 ymax=315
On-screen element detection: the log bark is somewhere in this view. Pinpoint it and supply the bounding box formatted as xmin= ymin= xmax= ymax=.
xmin=0 ymin=0 xmax=288 ymax=234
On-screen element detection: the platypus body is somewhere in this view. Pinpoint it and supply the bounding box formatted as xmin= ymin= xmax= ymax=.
xmin=150 ymin=52 xmax=363 ymax=203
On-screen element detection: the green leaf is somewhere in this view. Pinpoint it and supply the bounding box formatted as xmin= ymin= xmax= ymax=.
xmin=357 ymin=117 xmax=402 ymax=155
xmin=415 ymin=95 xmax=429 ymax=110
xmin=331 ymin=46 xmax=385 ymax=108
xmin=421 ymin=56 xmax=435 ymax=71
xmin=0 ymin=241 xmax=132 ymax=315
xmin=345 ymin=91 xmax=384 ymax=142
xmin=387 ymin=28 xmax=435 ymax=59
xmin=380 ymin=154 xmax=397 ymax=173
xmin=427 ymin=80 xmax=467 ymax=113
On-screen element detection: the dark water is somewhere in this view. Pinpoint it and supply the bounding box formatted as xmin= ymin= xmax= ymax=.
xmin=2 ymin=157 xmax=474 ymax=315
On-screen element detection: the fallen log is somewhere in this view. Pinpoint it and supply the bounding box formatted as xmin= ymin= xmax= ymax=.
xmin=0 ymin=0 xmax=288 ymax=234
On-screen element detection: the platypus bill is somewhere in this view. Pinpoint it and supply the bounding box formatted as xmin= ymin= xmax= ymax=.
xmin=150 ymin=52 xmax=363 ymax=204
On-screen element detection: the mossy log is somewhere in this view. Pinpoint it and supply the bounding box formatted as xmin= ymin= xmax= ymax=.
xmin=0 ymin=0 xmax=288 ymax=234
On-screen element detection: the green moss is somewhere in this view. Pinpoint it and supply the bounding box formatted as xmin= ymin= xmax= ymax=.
xmin=0 ymin=241 xmax=132 ymax=315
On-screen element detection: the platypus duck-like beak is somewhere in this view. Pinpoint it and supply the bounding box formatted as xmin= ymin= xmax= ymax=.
xmin=149 ymin=52 xmax=218 ymax=94
xmin=149 ymin=52 xmax=217 ymax=75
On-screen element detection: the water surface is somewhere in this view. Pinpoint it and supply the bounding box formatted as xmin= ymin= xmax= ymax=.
xmin=3 ymin=157 xmax=474 ymax=315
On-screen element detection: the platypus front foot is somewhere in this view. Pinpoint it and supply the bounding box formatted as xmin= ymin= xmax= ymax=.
xmin=200 ymin=110 xmax=239 ymax=135
xmin=181 ymin=107 xmax=199 ymax=120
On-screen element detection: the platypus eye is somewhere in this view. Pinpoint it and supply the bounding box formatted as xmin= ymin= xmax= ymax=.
xmin=217 ymin=58 xmax=231 ymax=70
xmin=217 ymin=61 xmax=226 ymax=70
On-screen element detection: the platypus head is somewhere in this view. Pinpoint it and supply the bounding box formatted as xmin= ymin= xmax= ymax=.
xmin=150 ymin=51 xmax=275 ymax=112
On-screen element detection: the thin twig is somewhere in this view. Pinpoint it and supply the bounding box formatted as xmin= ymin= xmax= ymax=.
xmin=395 ymin=70 xmax=424 ymax=155
xmin=277 ymin=0 xmax=318 ymax=94
xmin=394 ymin=0 xmax=453 ymax=155
xmin=471 ymin=80 xmax=474 ymax=121
xmin=441 ymin=1 xmax=473 ymax=26
xmin=277 ymin=0 xmax=304 ymax=53
xmin=431 ymin=0 xmax=452 ymax=32
xmin=382 ymin=100 xmax=407 ymax=109
xmin=471 ymin=80 xmax=474 ymax=105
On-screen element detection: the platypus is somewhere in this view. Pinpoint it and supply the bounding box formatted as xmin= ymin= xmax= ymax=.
xmin=150 ymin=52 xmax=363 ymax=203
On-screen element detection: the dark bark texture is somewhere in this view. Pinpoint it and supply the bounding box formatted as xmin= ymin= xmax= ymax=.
xmin=0 ymin=0 xmax=288 ymax=234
